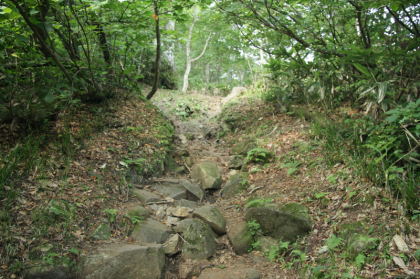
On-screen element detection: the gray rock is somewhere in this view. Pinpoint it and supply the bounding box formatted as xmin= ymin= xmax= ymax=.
xmin=128 ymin=206 xmax=150 ymax=219
xmin=185 ymin=157 xmax=194 ymax=167
xmin=228 ymin=156 xmax=244 ymax=170
xmin=131 ymin=189 xmax=161 ymax=203
xmin=228 ymin=221 xmax=253 ymax=255
xmin=25 ymin=265 xmax=71 ymax=279
xmin=166 ymin=216 xmax=181 ymax=225
xmin=222 ymin=174 xmax=249 ymax=199
xmin=179 ymin=134 xmax=188 ymax=144
xmin=177 ymin=199 xmax=197 ymax=209
xmin=347 ymin=235 xmax=380 ymax=259
xmin=191 ymin=162 xmax=222 ymax=190
xmin=197 ymin=267 xmax=261 ymax=279
xmin=254 ymin=236 xmax=279 ymax=253
xmin=164 ymin=234 xmax=180 ymax=255
xmin=167 ymin=207 xmax=189 ymax=218
xmin=231 ymin=139 xmax=257 ymax=156
xmin=83 ymin=244 xmax=165 ymax=279
xmin=156 ymin=207 xmax=166 ymax=219
xmin=244 ymin=203 xmax=312 ymax=243
xmin=152 ymin=184 xmax=187 ymax=200
xmin=131 ymin=219 xmax=173 ymax=244
xmin=201 ymin=126 xmax=212 ymax=139
xmin=182 ymin=219 xmax=216 ymax=260
xmin=181 ymin=179 xmax=205 ymax=201
xmin=175 ymin=166 xmax=187 ymax=174
xmin=193 ymin=205 xmax=226 ymax=234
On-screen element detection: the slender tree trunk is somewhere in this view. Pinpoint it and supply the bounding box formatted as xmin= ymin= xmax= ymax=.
xmin=147 ymin=1 xmax=160 ymax=100
xmin=206 ymin=63 xmax=210 ymax=84
xmin=182 ymin=7 xmax=213 ymax=92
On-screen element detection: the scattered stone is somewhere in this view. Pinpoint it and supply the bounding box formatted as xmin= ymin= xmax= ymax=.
xmin=153 ymin=184 xmax=187 ymax=200
xmin=128 ymin=206 xmax=150 ymax=219
xmin=191 ymin=162 xmax=222 ymax=190
xmin=317 ymin=245 xmax=329 ymax=255
xmin=149 ymin=204 xmax=160 ymax=212
xmin=177 ymin=199 xmax=197 ymax=209
xmin=197 ymin=267 xmax=261 ymax=279
xmin=228 ymin=170 xmax=238 ymax=177
xmin=156 ymin=207 xmax=166 ymax=219
xmin=131 ymin=219 xmax=173 ymax=244
xmin=175 ymin=166 xmax=187 ymax=174
xmin=179 ymin=134 xmax=188 ymax=144
xmin=131 ymin=189 xmax=161 ymax=203
xmin=228 ymin=156 xmax=244 ymax=170
xmin=181 ymin=179 xmax=205 ymax=201
xmin=83 ymin=244 xmax=165 ymax=279
xmin=244 ymin=202 xmax=312 ymax=243
xmin=182 ymin=219 xmax=216 ymax=260
xmin=90 ymin=218 xmax=111 ymax=240
xmin=164 ymin=234 xmax=181 ymax=255
xmin=44 ymin=199 xmax=71 ymax=220
xmin=185 ymin=157 xmax=194 ymax=167
xmin=193 ymin=205 xmax=226 ymax=234
xmin=228 ymin=221 xmax=253 ymax=255
xmin=231 ymin=139 xmax=257 ymax=156
xmin=168 ymin=207 xmax=190 ymax=218
xmin=222 ymin=173 xmax=249 ymax=199
xmin=166 ymin=216 xmax=181 ymax=225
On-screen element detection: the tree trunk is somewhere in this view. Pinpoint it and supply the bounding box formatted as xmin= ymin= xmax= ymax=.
xmin=147 ymin=1 xmax=160 ymax=100
xmin=206 ymin=63 xmax=210 ymax=84
xmin=182 ymin=7 xmax=213 ymax=92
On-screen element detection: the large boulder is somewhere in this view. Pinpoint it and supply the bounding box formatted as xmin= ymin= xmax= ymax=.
xmin=191 ymin=162 xmax=222 ymax=190
xmin=231 ymin=139 xmax=257 ymax=156
xmin=181 ymin=219 xmax=216 ymax=260
xmin=83 ymin=244 xmax=165 ymax=279
xmin=244 ymin=203 xmax=312 ymax=243
xmin=193 ymin=205 xmax=226 ymax=234
xmin=222 ymin=173 xmax=249 ymax=199
xmin=197 ymin=267 xmax=261 ymax=279
xmin=131 ymin=219 xmax=173 ymax=244
xmin=228 ymin=221 xmax=253 ymax=255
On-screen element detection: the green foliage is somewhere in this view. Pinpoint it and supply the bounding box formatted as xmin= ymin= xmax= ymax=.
xmin=355 ymin=253 xmax=366 ymax=269
xmin=105 ymin=209 xmax=117 ymax=223
xmin=245 ymin=198 xmax=273 ymax=209
xmin=247 ymin=220 xmax=262 ymax=237
xmin=326 ymin=234 xmax=344 ymax=251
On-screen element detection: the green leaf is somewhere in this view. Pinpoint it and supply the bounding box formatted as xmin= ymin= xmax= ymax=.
xmin=69 ymin=248 xmax=79 ymax=255
xmin=385 ymin=115 xmax=399 ymax=123
xmin=44 ymin=91 xmax=55 ymax=103
xmin=1 ymin=7 xmax=12 ymax=14
xmin=355 ymin=253 xmax=366 ymax=268
xmin=354 ymin=63 xmax=371 ymax=77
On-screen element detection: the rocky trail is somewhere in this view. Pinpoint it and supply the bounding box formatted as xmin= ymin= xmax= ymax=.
xmin=80 ymin=89 xmax=295 ymax=279
xmin=16 ymin=88 xmax=420 ymax=279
